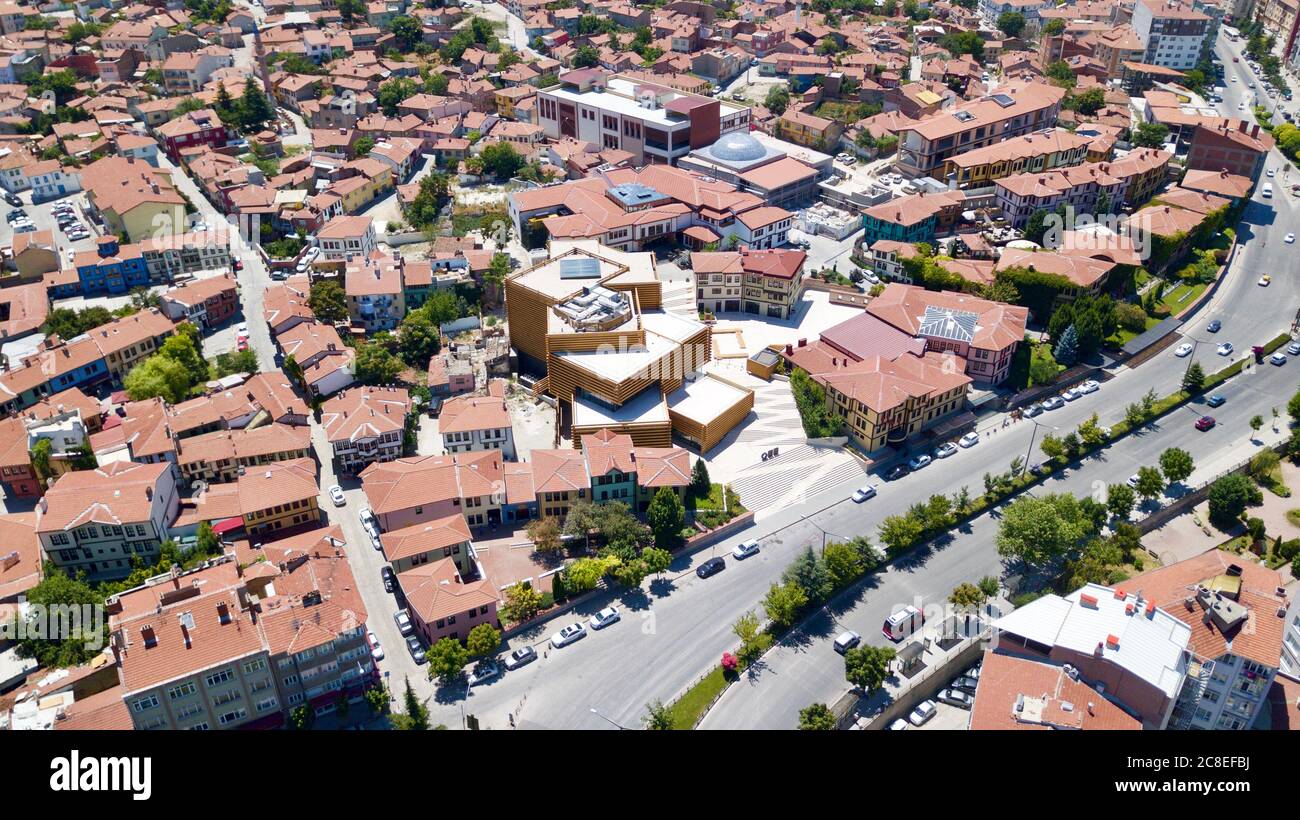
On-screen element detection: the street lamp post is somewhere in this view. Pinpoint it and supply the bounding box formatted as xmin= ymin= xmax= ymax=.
xmin=1021 ymin=418 xmax=1059 ymax=476
xmin=589 ymin=707 xmax=630 ymax=730
xmin=808 ymin=521 xmax=852 ymax=556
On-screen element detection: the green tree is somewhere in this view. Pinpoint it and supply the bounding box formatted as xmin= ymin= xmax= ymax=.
xmin=124 ymin=355 xmax=191 ymax=403
xmin=948 ymin=582 xmax=987 ymax=608
xmin=426 ymin=637 xmax=469 ymax=684
xmin=996 ymin=10 xmax=1025 ymax=37
xmin=288 ymin=704 xmax=314 ymax=730
xmin=646 ymin=486 xmax=685 ymax=550
xmin=308 ymin=280 xmax=348 ymax=323
xmin=353 ymin=135 xmax=376 ymax=157
xmin=978 ymin=575 xmax=1001 ymax=598
xmin=499 ymin=581 xmax=544 ymax=623
xmin=353 ymin=341 xmax=404 ymax=385
xmin=762 ymin=580 xmax=808 ymax=629
xmin=196 ymin=521 xmax=220 ymax=556
xmin=764 ymin=85 xmax=790 ymax=115
xmin=337 ymin=0 xmax=365 ymax=23
xmin=465 ymin=623 xmax=501 ymax=658
xmin=1250 ymin=415 xmax=1264 ymax=440
xmin=364 ymin=682 xmax=390 ymax=715
xmin=1132 ymin=122 xmax=1170 ymax=149
xmin=783 ymin=547 xmax=832 ymax=603
xmin=643 ymin=699 xmax=674 ymax=730
xmin=1207 ymin=473 xmax=1263 ymax=529
xmin=397 ymin=309 xmax=441 ymax=367
xmin=391 ymin=677 xmax=430 ymax=730
xmin=17 ymin=568 xmax=104 ymax=667
xmin=1053 ymin=324 xmax=1079 ymax=366
xmin=389 ymin=15 xmax=423 ymax=51
xmin=823 ymin=540 xmax=866 ymax=589
xmin=378 ymin=77 xmax=418 ymax=116
xmin=844 ymin=645 xmax=896 ymax=693
xmin=733 ymin=609 xmax=772 ymax=664
xmin=798 ymin=702 xmax=836 ymax=730
xmin=526 ymin=516 xmax=563 ymax=554
xmin=1181 ymin=361 xmax=1206 ymax=393
xmin=689 ymin=459 xmax=710 ymax=497
xmin=1134 ymin=466 xmax=1164 ymax=501
xmin=1043 ymin=18 xmax=1065 ymax=35
xmin=237 ymin=78 xmax=273 ymax=131
xmin=573 ymin=45 xmax=600 ymax=68
xmin=1158 ymin=447 xmax=1195 ymax=485
xmin=642 ymin=546 xmax=672 ymax=577
xmin=878 ymin=513 xmax=925 ymax=556
xmin=479 ymin=141 xmax=526 ymax=180
xmin=1106 ymin=482 xmax=1136 ymax=521
xmin=996 ymin=493 xmax=1096 ymax=568
xmin=157 ymin=327 xmax=208 ymax=386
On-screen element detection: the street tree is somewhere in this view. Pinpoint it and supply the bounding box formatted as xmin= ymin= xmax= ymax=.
xmin=782 ymin=547 xmax=832 ymax=603
xmin=1181 ymin=361 xmax=1206 ymax=393
xmin=844 ymin=645 xmax=896 ymax=693
xmin=426 ymin=637 xmax=469 ymax=685
xmin=1106 ymin=482 xmax=1136 ymax=521
xmin=465 ymin=623 xmax=501 ymax=658
xmin=798 ymin=703 xmax=836 ymax=730
xmin=643 ymin=700 xmax=674 ymax=730
xmin=499 ymin=582 xmax=544 ymax=624
xmin=996 ymin=492 xmax=1096 ymax=568
xmin=1134 ymin=466 xmax=1165 ymax=501
xmin=1158 ymin=447 xmax=1195 ymax=486
xmin=762 ymin=580 xmax=808 ymax=629
xmin=733 ymin=610 xmax=772 ymax=664
xmin=948 ymin=582 xmax=987 ymax=608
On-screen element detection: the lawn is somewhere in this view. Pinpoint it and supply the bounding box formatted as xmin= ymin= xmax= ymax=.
xmin=1260 ymin=463 xmax=1292 ymax=498
xmin=665 ymin=666 xmax=735 ymax=729
xmin=1108 ymin=314 xmax=1161 ymax=347
xmin=1157 ymin=281 xmax=1207 ymax=316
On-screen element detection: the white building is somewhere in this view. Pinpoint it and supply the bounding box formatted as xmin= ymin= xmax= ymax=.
xmin=1131 ymin=0 xmax=1212 ymax=71
xmin=437 ymin=391 xmax=516 ymax=460
xmin=321 ymin=386 xmax=411 ymax=474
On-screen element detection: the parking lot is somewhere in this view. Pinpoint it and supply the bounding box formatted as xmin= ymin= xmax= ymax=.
xmin=2 ymin=190 xmax=101 ymax=266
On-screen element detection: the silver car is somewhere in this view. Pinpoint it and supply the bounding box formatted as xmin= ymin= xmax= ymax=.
xmin=588 ymin=606 xmax=620 ymax=630
xmin=908 ymin=699 xmax=937 ymax=726
xmin=550 ymin=622 xmax=587 ymax=648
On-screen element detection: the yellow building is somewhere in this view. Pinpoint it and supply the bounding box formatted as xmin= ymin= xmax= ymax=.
xmin=776 ymin=110 xmax=842 ymax=151
xmin=236 ymin=460 xmax=321 ymax=536
xmin=80 ymin=155 xmax=189 ymax=242
xmin=332 ymin=161 xmax=394 ymax=213
xmin=88 ymin=308 xmax=177 ymax=380
xmin=942 ymin=128 xmax=1095 ymax=189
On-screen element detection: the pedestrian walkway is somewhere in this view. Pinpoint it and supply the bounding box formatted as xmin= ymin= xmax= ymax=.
xmin=660 ymin=277 xmax=697 ymax=318
xmin=729 ymin=444 xmax=865 ymax=515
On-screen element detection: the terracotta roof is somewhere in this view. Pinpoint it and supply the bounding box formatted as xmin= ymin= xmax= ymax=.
xmin=502 ymin=460 xmax=535 ymax=505
xmin=175 ymin=423 xmax=311 ymax=471
xmin=530 ymin=448 xmax=588 ymax=495
xmin=995 ymin=248 xmax=1115 ymax=289
xmin=321 ymin=386 xmax=410 ymax=444
xmin=815 ymin=350 xmax=972 ymax=414
xmin=36 ymin=461 xmax=171 ymax=534
xmin=1128 ymin=549 xmax=1288 ymax=670
xmin=380 ymin=513 xmax=472 ymax=564
xmin=867 ymin=283 xmax=1027 ymax=352
xmin=438 ymin=393 xmax=510 ymax=435
xmin=234 ymin=458 xmax=319 ymax=516
xmin=398 ymin=558 xmax=498 ymax=625
xmin=0 ymin=512 xmax=41 ymax=601
xmin=969 ymin=651 xmax=1143 ymax=730
xmin=359 ymin=451 xmax=504 ymax=515
xmin=864 ymin=189 xmax=964 ymax=227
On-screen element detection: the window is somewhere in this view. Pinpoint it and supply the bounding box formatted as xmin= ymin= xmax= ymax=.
xmin=168 ymin=682 xmax=197 ymax=700
xmin=218 ymin=708 xmax=247 ymax=726
xmin=132 ymin=695 xmax=160 ymax=713
xmin=205 ymin=669 xmax=234 ymax=688
xmin=243 ymin=659 xmax=266 ymax=674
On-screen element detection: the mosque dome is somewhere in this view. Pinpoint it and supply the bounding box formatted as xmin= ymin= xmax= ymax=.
xmin=711 ymin=131 xmax=766 ymax=162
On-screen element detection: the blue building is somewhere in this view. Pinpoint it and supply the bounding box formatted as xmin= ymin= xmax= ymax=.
xmin=75 ymin=237 xmax=149 ymax=295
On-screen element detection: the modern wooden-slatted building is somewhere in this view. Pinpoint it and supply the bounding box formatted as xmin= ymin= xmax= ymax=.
xmin=505 ymin=240 xmax=753 ymax=452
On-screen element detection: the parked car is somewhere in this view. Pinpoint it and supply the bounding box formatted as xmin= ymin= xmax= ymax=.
xmin=588 ymin=606 xmax=621 ymax=630
xmin=1216 ymin=342 xmax=1234 ymax=356
xmin=1270 ymin=352 xmax=1287 ymax=365
xmin=550 ymin=622 xmax=587 ymax=648
xmin=1174 ymin=342 xmax=1194 ymax=357
xmin=368 ymin=631 xmax=384 ymax=661
xmin=852 ymin=484 xmax=877 ymax=502
xmin=1023 ymin=403 xmax=1044 ymax=417
xmin=1286 ymin=342 xmax=1300 ymax=356
xmin=3 ymin=192 xmax=21 ymax=207
xmin=1041 ymin=396 xmax=1065 ymax=410
xmin=358 ymin=507 xmax=377 ymax=529
xmin=696 ymin=556 xmax=726 ymax=578
xmin=1077 ymin=380 xmax=1100 ymax=394
xmin=1205 ymin=395 xmax=1226 ymax=408
xmin=504 ymin=645 xmax=538 ymax=671
xmin=907 ymin=454 xmax=932 ymax=470
xmin=328 ymin=485 xmax=345 ymax=506
xmin=468 ymin=660 xmax=501 ymax=686
xmin=1286 ymin=233 xmax=1296 ymax=244
xmin=1195 ymin=415 xmax=1216 ymax=431
xmin=833 ymin=631 xmax=861 ymax=654
xmin=951 ymin=674 xmax=979 ymax=693
xmin=381 ymin=566 xmax=396 ymax=593
xmin=405 ymin=634 xmax=426 ymax=664
xmin=908 ymin=699 xmax=938 ymax=726
xmin=1061 ymin=388 xmax=1081 ymax=401
xmin=732 ymin=539 xmax=760 ymax=559
xmin=1259 ymin=274 xmax=1271 ymax=286
xmin=889 ymin=718 xmax=909 ymax=730
xmin=393 ymin=609 xmax=414 ymax=635
xmin=884 ymin=465 xmax=909 ymax=481
xmin=937 ymin=687 xmax=974 ymax=709
xmin=934 ymin=442 xmax=958 ymax=459
xmin=1206 ymin=320 xmax=1222 ymax=333
xmin=1126 ymin=474 xmax=1140 ymax=488
xmin=369 ymin=529 xmax=383 ymax=551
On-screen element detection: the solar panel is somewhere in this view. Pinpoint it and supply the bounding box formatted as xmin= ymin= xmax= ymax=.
xmin=919 ymin=306 xmax=978 ymax=343
xmin=991 ymin=93 xmax=1016 ymax=108
xmin=559 ymin=258 xmax=602 ymax=279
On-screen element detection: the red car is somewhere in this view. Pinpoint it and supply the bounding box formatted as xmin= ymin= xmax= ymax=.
xmin=1195 ymin=415 xmax=1216 ymax=431
xmin=233 ymin=259 xmax=244 ymax=271
xmin=236 ymin=337 xmax=249 ymax=352
xmin=1233 ymin=56 xmax=1239 ymax=62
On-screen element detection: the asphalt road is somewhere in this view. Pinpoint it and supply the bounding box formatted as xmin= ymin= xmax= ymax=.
xmin=385 ymin=33 xmax=1300 ymax=731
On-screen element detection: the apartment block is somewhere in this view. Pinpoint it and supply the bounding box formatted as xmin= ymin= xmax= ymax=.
xmin=1132 ymin=0 xmax=1212 ymax=70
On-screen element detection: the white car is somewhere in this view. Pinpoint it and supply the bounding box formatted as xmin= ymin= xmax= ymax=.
xmin=908 ymin=699 xmax=938 ymax=726
xmin=959 ymin=432 xmax=980 ymax=448
xmin=1267 ymin=168 xmax=1276 ymax=177
xmin=393 ymin=610 xmax=414 ymax=635
xmin=328 ymin=485 xmax=345 ymax=506
xmin=934 ymin=442 xmax=958 ymax=459
xmin=1287 ymin=233 xmax=1296 ymax=243
xmin=889 ymin=718 xmax=909 ymax=730
xmin=1077 ymin=379 xmax=1100 ymax=394
xmin=1238 ymin=101 xmax=1246 ymax=109
xmin=369 ymin=529 xmax=383 ymax=551
xmin=1216 ymin=342 xmax=1233 ymax=356
xmin=1127 ymin=474 xmax=1140 ymax=488
xmin=907 ymin=454 xmax=932 ymax=470
xmin=1270 ymin=352 xmax=1288 ymax=365
xmin=550 ymin=622 xmax=587 ymax=648
xmin=834 ymin=631 xmax=861 ymax=654
xmin=1061 ymin=388 xmax=1081 ymax=401
xmin=588 ymin=606 xmax=621 ymax=630
xmin=1041 ymin=396 xmax=1066 ymax=410
xmin=236 ymin=323 xmax=249 ymax=338
xmin=1174 ymin=342 xmax=1194 ymax=357
xmin=852 ymin=484 xmax=877 ymax=502
xmin=368 ymin=631 xmax=384 ymax=661
xmin=358 ymin=507 xmax=377 ymax=529
xmin=732 ymin=539 xmax=760 ymax=559
xmin=468 ymin=660 xmax=501 ymax=686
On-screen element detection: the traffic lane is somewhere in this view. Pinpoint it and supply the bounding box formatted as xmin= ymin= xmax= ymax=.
xmin=700 ymin=348 xmax=1300 ymax=729
xmin=700 ymin=515 xmax=1003 ymax=730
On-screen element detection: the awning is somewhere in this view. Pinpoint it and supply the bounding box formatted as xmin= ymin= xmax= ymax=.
xmin=212 ymin=517 xmax=244 ymax=535
xmin=928 ymin=410 xmax=977 ymax=439
xmin=683 ymin=225 xmax=720 ymax=243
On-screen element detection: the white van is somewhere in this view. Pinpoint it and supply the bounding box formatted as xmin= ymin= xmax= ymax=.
xmin=1262 ymin=182 xmax=1273 ymax=198
xmin=883 ymin=605 xmax=924 ymax=641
